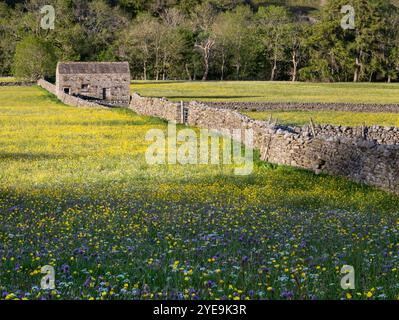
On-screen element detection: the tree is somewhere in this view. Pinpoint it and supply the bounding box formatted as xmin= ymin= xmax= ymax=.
xmin=213 ymin=5 xmax=255 ymax=80
xmin=159 ymin=10 xmax=186 ymax=80
xmin=286 ymin=22 xmax=307 ymax=82
xmin=378 ymin=7 xmax=399 ymax=82
xmin=195 ymin=34 xmax=215 ymax=81
xmin=192 ymin=2 xmax=218 ymax=80
xmin=178 ymin=27 xmax=202 ymax=80
xmin=0 ymin=3 xmax=13 ymax=75
xmin=69 ymin=0 xmax=128 ymax=61
xmin=302 ymin=0 xmax=397 ymax=82
xmin=255 ymin=6 xmax=290 ymax=81
xmin=1 ymin=0 xmax=398 ymax=82
xmin=118 ymin=14 xmax=157 ymax=80
xmin=12 ymin=36 xmax=57 ymax=81
xmin=117 ymin=12 xmax=186 ymax=81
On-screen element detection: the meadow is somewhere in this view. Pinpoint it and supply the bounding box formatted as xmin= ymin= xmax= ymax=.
xmin=244 ymin=110 xmax=399 ymax=127
xmin=133 ymin=81 xmax=399 ymax=127
xmin=0 ymin=85 xmax=399 ymax=300
xmin=132 ymin=81 xmax=399 ymax=104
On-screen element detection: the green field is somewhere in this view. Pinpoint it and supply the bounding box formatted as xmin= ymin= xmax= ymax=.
xmin=0 ymin=77 xmax=17 ymax=83
xmin=132 ymin=81 xmax=399 ymax=104
xmin=133 ymin=81 xmax=399 ymax=127
xmin=1 ymin=86 xmax=399 ymax=300
xmin=245 ymin=110 xmax=399 ymax=127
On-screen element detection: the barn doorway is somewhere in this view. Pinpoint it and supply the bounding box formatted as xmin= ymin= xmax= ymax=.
xmin=103 ymin=88 xmax=111 ymax=100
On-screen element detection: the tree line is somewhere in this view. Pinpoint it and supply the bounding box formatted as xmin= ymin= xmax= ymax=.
xmin=1 ymin=0 xmax=398 ymax=82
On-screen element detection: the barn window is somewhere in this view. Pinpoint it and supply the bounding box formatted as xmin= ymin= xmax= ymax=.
xmin=63 ymin=87 xmax=70 ymax=94
xmin=81 ymin=84 xmax=89 ymax=91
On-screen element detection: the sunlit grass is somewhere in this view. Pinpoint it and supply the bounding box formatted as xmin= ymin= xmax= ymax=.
xmin=132 ymin=81 xmax=399 ymax=104
xmin=245 ymin=110 xmax=399 ymax=127
xmin=1 ymin=86 xmax=399 ymax=300
xmin=0 ymin=77 xmax=17 ymax=83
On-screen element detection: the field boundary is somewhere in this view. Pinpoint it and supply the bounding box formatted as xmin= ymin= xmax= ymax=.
xmin=0 ymin=81 xmax=35 ymax=87
xmin=34 ymin=82 xmax=399 ymax=195
xmin=206 ymin=101 xmax=399 ymax=114
xmin=37 ymin=79 xmax=106 ymax=108
xmin=129 ymin=93 xmax=399 ymax=195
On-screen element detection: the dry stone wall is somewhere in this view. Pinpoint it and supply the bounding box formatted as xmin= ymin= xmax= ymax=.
xmin=0 ymin=81 xmax=35 ymax=87
xmin=129 ymin=93 xmax=181 ymax=123
xmin=38 ymin=79 xmax=105 ymax=108
xmin=302 ymin=125 xmax=399 ymax=145
xmin=37 ymin=79 xmax=57 ymax=95
xmin=207 ymin=101 xmax=399 ymax=145
xmin=207 ymin=101 xmax=399 ymax=113
xmin=129 ymin=93 xmax=399 ymax=195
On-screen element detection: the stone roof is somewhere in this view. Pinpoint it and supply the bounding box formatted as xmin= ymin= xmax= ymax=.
xmin=57 ymin=62 xmax=130 ymax=75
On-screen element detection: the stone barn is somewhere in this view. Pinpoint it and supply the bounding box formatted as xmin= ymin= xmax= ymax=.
xmin=56 ymin=62 xmax=131 ymax=105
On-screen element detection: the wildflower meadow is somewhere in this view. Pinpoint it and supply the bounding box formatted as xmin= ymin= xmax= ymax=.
xmin=1 ymin=86 xmax=399 ymax=300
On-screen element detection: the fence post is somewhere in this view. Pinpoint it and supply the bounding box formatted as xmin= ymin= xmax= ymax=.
xmin=310 ymin=118 xmax=316 ymax=138
xmin=361 ymin=122 xmax=366 ymax=140
xmin=180 ymin=101 xmax=184 ymax=124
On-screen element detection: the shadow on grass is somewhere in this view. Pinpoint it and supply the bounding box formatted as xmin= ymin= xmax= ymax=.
xmin=138 ymin=161 xmax=399 ymax=214
xmin=0 ymin=152 xmax=80 ymax=161
xmin=132 ymin=81 xmax=188 ymax=85
xmin=162 ymin=96 xmax=264 ymax=101
xmin=1 ymin=165 xmax=398 ymax=214
xmin=46 ymin=119 xmax=165 ymax=127
xmin=34 ymin=86 xmax=66 ymax=106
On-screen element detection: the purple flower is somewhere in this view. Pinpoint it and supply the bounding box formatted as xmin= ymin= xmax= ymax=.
xmin=83 ymin=277 xmax=91 ymax=288
xmin=61 ymin=264 xmax=70 ymax=273
xmin=281 ymin=291 xmax=294 ymax=299
xmin=382 ymin=264 xmax=393 ymax=273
